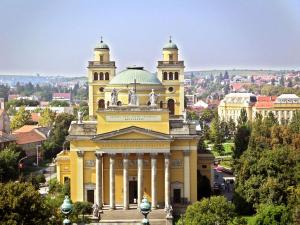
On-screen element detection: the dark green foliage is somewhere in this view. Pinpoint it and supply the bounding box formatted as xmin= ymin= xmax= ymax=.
xmin=237 ymin=108 xmax=248 ymax=126
xmin=252 ymin=204 xmax=292 ymax=225
xmin=212 ymin=142 xmax=225 ymax=155
xmin=72 ymin=201 xmax=93 ymax=223
xmin=233 ymin=125 xmax=251 ymax=159
xmin=0 ymin=147 xmax=20 ymax=182
xmin=42 ymin=113 xmax=75 ymax=159
xmin=0 ymin=182 xmax=51 ymax=225
xmin=49 ymin=100 xmax=70 ymax=107
xmin=289 ymin=111 xmax=300 ymax=133
xmin=178 ymin=196 xmax=236 ymax=225
xmin=234 ymin=147 xmax=298 ymax=207
xmin=197 ymin=136 xmax=207 ymax=153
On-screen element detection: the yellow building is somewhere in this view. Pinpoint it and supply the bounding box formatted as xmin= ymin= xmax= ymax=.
xmin=56 ymin=38 xmax=214 ymax=211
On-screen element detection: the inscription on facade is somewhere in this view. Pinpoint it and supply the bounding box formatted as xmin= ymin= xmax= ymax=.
xmin=106 ymin=115 xmax=161 ymax=122
xmin=171 ymin=159 xmax=183 ymax=168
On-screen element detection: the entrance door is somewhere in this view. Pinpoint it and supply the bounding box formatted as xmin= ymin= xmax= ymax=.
xmin=129 ymin=180 xmax=138 ymax=204
xmin=173 ymin=189 xmax=181 ymax=204
xmin=87 ymin=190 xmax=94 ymax=203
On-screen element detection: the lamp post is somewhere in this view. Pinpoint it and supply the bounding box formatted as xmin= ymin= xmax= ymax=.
xmin=61 ymin=196 xmax=73 ymax=225
xmin=139 ymin=196 xmax=151 ymax=225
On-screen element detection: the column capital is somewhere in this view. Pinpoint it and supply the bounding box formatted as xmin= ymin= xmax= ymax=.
xmin=183 ymin=150 xmax=190 ymax=156
xmin=123 ymin=153 xmax=129 ymax=158
xmin=77 ymin=150 xmax=84 ymax=157
xmin=95 ymin=151 xmax=103 ymax=159
xmin=108 ymin=153 xmax=116 ymax=158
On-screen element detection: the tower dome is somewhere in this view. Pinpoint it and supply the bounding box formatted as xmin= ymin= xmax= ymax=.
xmin=163 ymin=37 xmax=178 ymax=50
xmin=95 ymin=37 xmax=109 ymax=50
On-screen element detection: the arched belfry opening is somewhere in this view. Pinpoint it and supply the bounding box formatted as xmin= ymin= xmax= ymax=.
xmin=167 ymin=99 xmax=175 ymax=115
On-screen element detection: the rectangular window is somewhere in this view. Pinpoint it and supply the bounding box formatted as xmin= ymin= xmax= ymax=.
xmin=169 ymin=54 xmax=173 ymax=61
xmin=100 ymin=55 xmax=104 ymax=63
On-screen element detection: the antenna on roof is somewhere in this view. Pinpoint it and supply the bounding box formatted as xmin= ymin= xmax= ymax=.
xmin=100 ymin=36 xmax=103 ymax=43
xmin=169 ymin=35 xmax=172 ymax=43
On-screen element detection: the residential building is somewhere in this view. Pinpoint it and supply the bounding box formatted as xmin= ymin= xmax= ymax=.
xmin=52 ymin=93 xmax=72 ymax=102
xmin=0 ymin=110 xmax=15 ymax=149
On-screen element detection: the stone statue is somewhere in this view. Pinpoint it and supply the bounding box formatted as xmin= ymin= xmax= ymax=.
xmin=166 ymin=205 xmax=173 ymax=218
xmin=128 ymin=88 xmax=138 ymax=106
xmin=77 ymin=111 xmax=83 ymax=124
xmin=92 ymin=203 xmax=99 ymax=219
xmin=149 ymin=89 xmax=159 ymax=106
xmin=183 ymin=109 xmax=187 ymax=122
xmin=111 ymin=88 xmax=119 ymax=106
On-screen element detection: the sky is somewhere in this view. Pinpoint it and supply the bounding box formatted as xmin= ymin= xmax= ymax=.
xmin=0 ymin=0 xmax=299 ymax=76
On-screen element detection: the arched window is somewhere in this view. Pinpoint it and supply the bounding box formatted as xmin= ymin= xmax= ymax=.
xmin=163 ymin=72 xmax=168 ymax=80
xmin=117 ymin=101 xmax=122 ymax=106
xmin=174 ymin=72 xmax=179 ymax=80
xmin=105 ymin=72 xmax=109 ymax=80
xmin=160 ymin=101 xmax=163 ymax=109
xmin=94 ymin=72 xmax=98 ymax=81
xmin=98 ymin=99 xmax=105 ymax=109
xmin=167 ymin=99 xmax=175 ymax=115
xmin=99 ymin=72 xmax=104 ymax=80
xmin=169 ymin=72 xmax=173 ymax=80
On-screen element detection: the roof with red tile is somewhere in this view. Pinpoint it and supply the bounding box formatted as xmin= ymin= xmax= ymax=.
xmin=255 ymin=96 xmax=277 ymax=108
xmin=31 ymin=113 xmax=40 ymax=122
xmin=12 ymin=125 xmax=46 ymax=145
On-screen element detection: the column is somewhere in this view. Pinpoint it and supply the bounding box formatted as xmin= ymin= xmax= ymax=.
xmin=123 ymin=154 xmax=129 ymax=209
xmin=164 ymin=153 xmax=170 ymax=209
xmin=137 ymin=153 xmax=144 ymax=207
xmin=183 ymin=150 xmax=191 ymax=202
xmin=77 ymin=150 xmax=84 ymax=201
xmin=95 ymin=151 xmax=103 ymax=209
xmin=109 ymin=154 xmax=115 ymax=209
xmin=151 ymin=153 xmax=157 ymax=209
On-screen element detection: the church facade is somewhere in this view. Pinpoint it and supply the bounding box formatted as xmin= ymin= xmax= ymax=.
xmin=56 ymin=38 xmax=214 ymax=210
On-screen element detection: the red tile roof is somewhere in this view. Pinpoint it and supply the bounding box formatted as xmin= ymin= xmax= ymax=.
xmin=255 ymin=96 xmax=277 ymax=108
xmin=12 ymin=125 xmax=46 ymax=145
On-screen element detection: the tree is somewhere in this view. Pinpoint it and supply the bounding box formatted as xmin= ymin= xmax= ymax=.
xmin=279 ymin=75 xmax=285 ymax=86
xmin=289 ymin=111 xmax=300 ymax=133
xmin=0 ymin=148 xmax=20 ymax=182
xmin=252 ymin=204 xmax=292 ymax=225
xmin=42 ymin=113 xmax=75 ymax=159
xmin=197 ymin=136 xmax=207 ymax=153
xmin=178 ymin=196 xmax=236 ymax=225
xmin=72 ymin=201 xmax=92 ymax=223
xmin=234 ymin=147 xmax=298 ymax=207
xmin=233 ymin=125 xmax=250 ymax=159
xmin=38 ymin=108 xmax=56 ymax=127
xmin=10 ymin=106 xmax=32 ymax=130
xmin=237 ymin=108 xmax=248 ymax=126
xmin=224 ymin=70 xmax=229 ymax=79
xmin=228 ymin=117 xmax=236 ymax=138
xmin=0 ymin=182 xmax=51 ymax=225
xmin=49 ymin=100 xmax=70 ymax=107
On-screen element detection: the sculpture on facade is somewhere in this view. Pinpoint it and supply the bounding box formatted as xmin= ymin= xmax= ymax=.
xmin=128 ymin=88 xmax=138 ymax=106
xmin=166 ymin=205 xmax=173 ymax=218
xmin=149 ymin=89 xmax=159 ymax=106
xmin=77 ymin=111 xmax=83 ymax=124
xmin=111 ymin=88 xmax=119 ymax=106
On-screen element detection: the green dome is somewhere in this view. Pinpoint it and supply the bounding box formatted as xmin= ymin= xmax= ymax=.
xmin=95 ymin=39 xmax=109 ymax=50
xmin=163 ymin=39 xmax=178 ymax=50
xmin=110 ymin=66 xmax=162 ymax=85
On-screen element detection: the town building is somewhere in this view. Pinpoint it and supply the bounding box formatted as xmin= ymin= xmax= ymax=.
xmin=12 ymin=125 xmax=49 ymax=156
xmin=56 ymin=38 xmax=214 ymax=214
xmin=219 ymin=93 xmax=300 ymax=124
xmin=52 ymin=93 xmax=72 ymax=102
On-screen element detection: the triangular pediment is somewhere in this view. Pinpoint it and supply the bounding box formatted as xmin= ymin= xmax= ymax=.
xmin=91 ymin=126 xmax=172 ymax=141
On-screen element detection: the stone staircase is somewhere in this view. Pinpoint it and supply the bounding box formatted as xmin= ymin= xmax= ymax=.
xmin=90 ymin=206 xmax=170 ymax=225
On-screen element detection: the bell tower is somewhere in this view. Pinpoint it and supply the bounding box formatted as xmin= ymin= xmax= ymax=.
xmin=157 ymin=37 xmax=185 ymax=116
xmin=88 ymin=37 xmax=116 ymax=117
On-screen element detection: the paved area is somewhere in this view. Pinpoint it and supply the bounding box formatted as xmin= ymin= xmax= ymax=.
xmin=94 ymin=208 xmax=168 ymax=225
xmin=214 ymin=167 xmax=235 ymax=201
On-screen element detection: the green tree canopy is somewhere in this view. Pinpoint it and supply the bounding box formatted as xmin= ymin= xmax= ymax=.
xmin=233 ymin=125 xmax=251 ymax=159
xmin=179 ymin=196 xmax=236 ymax=225
xmin=252 ymin=204 xmax=292 ymax=225
xmin=49 ymin=100 xmax=70 ymax=107
xmin=0 ymin=147 xmax=20 ymax=182
xmin=0 ymin=182 xmax=51 ymax=225
xmin=10 ymin=106 xmax=32 ymax=130
xmin=237 ymin=108 xmax=248 ymax=126
xmin=38 ymin=108 xmax=56 ymax=127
